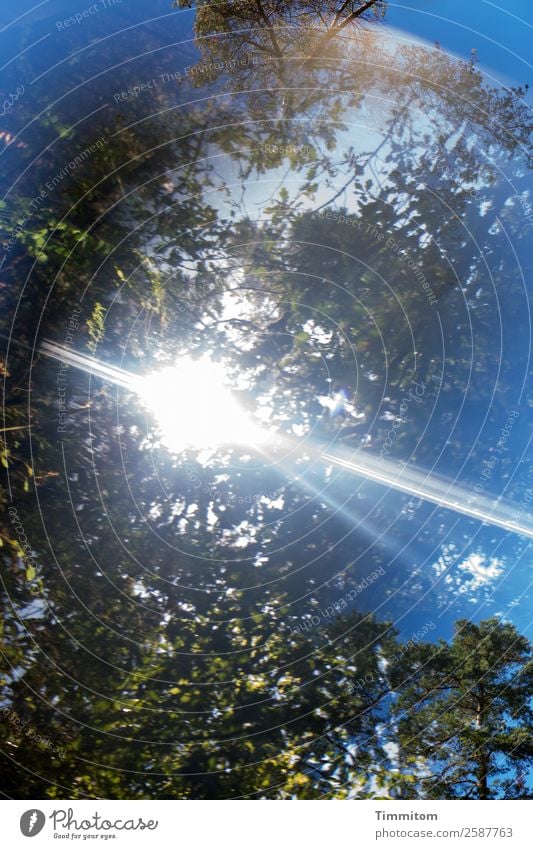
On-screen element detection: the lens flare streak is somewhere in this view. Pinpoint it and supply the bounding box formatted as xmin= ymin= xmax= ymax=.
xmin=320 ymin=450 xmax=533 ymax=541
xmin=40 ymin=340 xmax=140 ymax=391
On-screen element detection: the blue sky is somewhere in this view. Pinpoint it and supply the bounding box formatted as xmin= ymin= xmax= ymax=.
xmin=387 ymin=0 xmax=532 ymax=97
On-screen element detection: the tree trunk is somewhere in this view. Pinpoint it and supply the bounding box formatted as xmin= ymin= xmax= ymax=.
xmin=477 ymin=755 xmax=490 ymax=800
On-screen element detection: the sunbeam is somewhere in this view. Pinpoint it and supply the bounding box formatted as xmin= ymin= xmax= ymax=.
xmin=39 ymin=341 xmax=533 ymax=541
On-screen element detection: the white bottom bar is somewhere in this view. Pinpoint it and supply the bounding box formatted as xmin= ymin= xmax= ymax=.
xmin=3 ymin=799 xmax=532 ymax=848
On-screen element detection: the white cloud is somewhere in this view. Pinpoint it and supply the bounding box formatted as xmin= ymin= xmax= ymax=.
xmin=431 ymin=546 xmax=504 ymax=603
xmin=457 ymin=553 xmax=504 ymax=588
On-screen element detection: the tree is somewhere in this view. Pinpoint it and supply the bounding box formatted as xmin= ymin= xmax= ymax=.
xmin=173 ymin=0 xmax=387 ymax=72
xmin=391 ymin=618 xmax=533 ymax=799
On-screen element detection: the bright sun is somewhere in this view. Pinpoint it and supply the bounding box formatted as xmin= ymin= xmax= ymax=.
xmin=138 ymin=356 xmax=267 ymax=453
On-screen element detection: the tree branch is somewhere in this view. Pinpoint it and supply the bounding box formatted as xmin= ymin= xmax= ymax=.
xmin=305 ymin=0 xmax=381 ymax=65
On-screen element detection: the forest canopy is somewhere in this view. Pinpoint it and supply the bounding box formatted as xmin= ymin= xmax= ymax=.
xmin=0 ymin=0 xmax=532 ymax=801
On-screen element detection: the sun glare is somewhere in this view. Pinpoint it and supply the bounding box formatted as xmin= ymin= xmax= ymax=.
xmin=139 ymin=356 xmax=267 ymax=453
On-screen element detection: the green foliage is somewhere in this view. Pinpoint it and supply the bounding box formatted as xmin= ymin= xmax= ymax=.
xmin=87 ymin=302 xmax=106 ymax=352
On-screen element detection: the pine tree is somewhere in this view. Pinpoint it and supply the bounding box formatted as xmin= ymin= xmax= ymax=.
xmin=391 ymin=618 xmax=533 ymax=799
